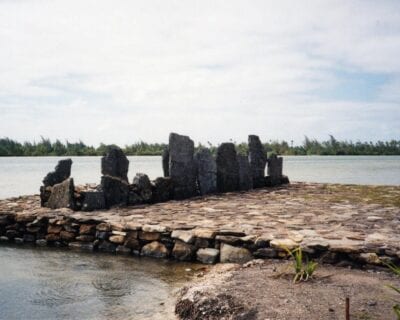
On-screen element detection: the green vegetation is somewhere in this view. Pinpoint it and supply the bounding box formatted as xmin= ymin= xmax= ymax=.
xmin=385 ymin=262 xmax=400 ymax=319
xmin=282 ymin=246 xmax=318 ymax=283
xmin=0 ymin=135 xmax=399 ymax=156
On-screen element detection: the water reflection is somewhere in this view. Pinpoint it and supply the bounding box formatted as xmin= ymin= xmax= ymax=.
xmin=0 ymin=245 xmax=197 ymax=320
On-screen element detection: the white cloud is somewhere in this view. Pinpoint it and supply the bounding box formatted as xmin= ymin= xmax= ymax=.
xmin=0 ymin=0 xmax=399 ymax=145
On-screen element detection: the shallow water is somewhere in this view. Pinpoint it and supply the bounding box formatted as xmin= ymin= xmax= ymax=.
xmin=0 ymin=245 xmax=196 ymax=320
xmin=0 ymin=155 xmax=399 ymax=199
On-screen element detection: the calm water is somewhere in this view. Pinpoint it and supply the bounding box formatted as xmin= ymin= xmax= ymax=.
xmin=0 ymin=245 xmax=196 ymax=320
xmin=0 ymin=155 xmax=399 ymax=199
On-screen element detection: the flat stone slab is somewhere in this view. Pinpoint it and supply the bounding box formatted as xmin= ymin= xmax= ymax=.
xmin=1 ymin=182 xmax=399 ymax=259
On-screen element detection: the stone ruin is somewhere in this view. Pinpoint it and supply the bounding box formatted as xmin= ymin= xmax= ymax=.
xmin=40 ymin=133 xmax=289 ymax=211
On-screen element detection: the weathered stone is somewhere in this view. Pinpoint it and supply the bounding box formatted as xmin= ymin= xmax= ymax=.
xmin=151 ymin=177 xmax=173 ymax=203
xmin=196 ymin=248 xmax=220 ymax=264
xmin=23 ymin=234 xmax=35 ymax=242
xmin=47 ymin=225 xmax=63 ymax=234
xmin=116 ymin=245 xmax=131 ymax=255
xmin=142 ymin=224 xmax=169 ymax=233
xmin=237 ymin=155 xmax=253 ymax=191
xmin=97 ymin=240 xmax=117 ymax=253
xmin=171 ymin=230 xmax=194 ymax=244
xmin=132 ymin=173 xmax=152 ymax=202
xmin=14 ymin=237 xmax=24 ymax=244
xmin=0 ymin=236 xmax=9 ymax=242
xmin=43 ymin=159 xmax=72 ymax=187
xmin=76 ymin=235 xmax=95 ymax=242
xmin=267 ymin=155 xmax=283 ymax=186
xmin=194 ymin=237 xmax=211 ymax=248
xmin=101 ymin=176 xmax=129 ymax=207
xmin=96 ymin=223 xmax=111 ymax=232
xmin=101 ymin=146 xmax=129 ymax=181
xmin=5 ymin=230 xmax=18 ymax=239
xmin=169 ymin=132 xmax=198 ymax=199
xmin=46 ymin=233 xmax=60 ymax=242
xmin=60 ymin=231 xmax=76 ymax=241
xmin=193 ymin=228 xmax=216 ymax=239
xmin=270 ymin=238 xmax=298 ymax=250
xmin=253 ymin=248 xmax=278 ymax=258
xmin=109 ymin=235 xmax=125 ymax=244
xmin=216 ymin=235 xmax=242 ymax=246
xmin=162 ymin=147 xmax=169 ymax=177
xmin=220 ymin=243 xmax=253 ymax=264
xmin=124 ymin=237 xmax=140 ymax=250
xmin=45 ymin=178 xmax=75 ymax=209
xmin=139 ymin=231 xmax=161 ymax=241
xmin=248 ymin=135 xmax=267 ymax=188
xmin=194 ymin=148 xmax=217 ymax=195
xmin=172 ymin=241 xmax=195 ymax=261
xmin=95 ymin=231 xmax=110 ymax=240
xmin=36 ymin=239 xmax=47 ymax=246
xmin=357 ymin=252 xmax=381 ymax=265
xmin=141 ymin=241 xmax=169 ymax=259
xmin=79 ymin=224 xmax=96 ymax=235
xmin=216 ymin=143 xmax=239 ymax=192
xmin=69 ymin=241 xmax=94 ymax=251
xmin=255 ymin=234 xmax=274 ymax=248
xmin=81 ymin=191 xmax=106 ymax=211
xmin=127 ymin=189 xmax=143 ymax=206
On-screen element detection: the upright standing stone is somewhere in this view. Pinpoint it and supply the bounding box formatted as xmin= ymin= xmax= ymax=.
xmin=168 ymin=133 xmax=198 ymax=199
xmin=216 ymin=143 xmax=239 ymax=192
xmin=267 ymin=155 xmax=283 ymax=186
xmin=237 ymin=154 xmax=253 ymax=191
xmin=101 ymin=146 xmax=129 ymax=207
xmin=132 ymin=173 xmax=152 ymax=202
xmin=41 ymin=158 xmax=73 ymax=206
xmin=101 ymin=146 xmax=129 ymax=181
xmin=45 ymin=178 xmax=75 ymax=209
xmin=195 ymin=148 xmax=217 ymax=195
xmin=162 ymin=147 xmax=169 ymax=177
xmin=248 ymin=135 xmax=267 ymax=188
xmin=43 ymin=159 xmax=72 ymax=187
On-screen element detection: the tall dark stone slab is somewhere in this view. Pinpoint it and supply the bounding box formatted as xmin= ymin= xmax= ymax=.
xmin=43 ymin=159 xmax=72 ymax=187
xmin=101 ymin=176 xmax=129 ymax=207
xmin=237 ymin=155 xmax=253 ymax=191
xmin=162 ymin=147 xmax=169 ymax=177
xmin=267 ymin=155 xmax=283 ymax=186
xmin=151 ymin=177 xmax=173 ymax=203
xmin=100 ymin=146 xmax=130 ymax=207
xmin=101 ymin=146 xmax=129 ymax=181
xmin=216 ymin=143 xmax=239 ymax=192
xmin=195 ymin=148 xmax=217 ymax=195
xmin=248 ymin=135 xmax=267 ymax=188
xmin=168 ymin=133 xmax=198 ymax=199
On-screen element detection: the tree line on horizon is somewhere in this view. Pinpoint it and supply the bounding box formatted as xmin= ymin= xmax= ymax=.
xmin=0 ymin=136 xmax=399 ymax=157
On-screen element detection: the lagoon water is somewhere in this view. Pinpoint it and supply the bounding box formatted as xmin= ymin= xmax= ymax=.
xmin=0 ymin=155 xmax=399 ymax=199
xmin=0 ymin=245 xmax=195 ymax=320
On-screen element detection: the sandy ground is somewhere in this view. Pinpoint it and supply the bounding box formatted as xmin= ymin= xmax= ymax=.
xmin=176 ymin=260 xmax=400 ymax=320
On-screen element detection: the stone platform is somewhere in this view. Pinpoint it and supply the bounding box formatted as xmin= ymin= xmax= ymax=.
xmin=1 ymin=182 xmax=399 ymax=265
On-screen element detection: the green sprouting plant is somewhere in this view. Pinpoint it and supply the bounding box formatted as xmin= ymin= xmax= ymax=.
xmin=282 ymin=246 xmax=318 ymax=283
xmin=385 ymin=261 xmax=400 ymax=319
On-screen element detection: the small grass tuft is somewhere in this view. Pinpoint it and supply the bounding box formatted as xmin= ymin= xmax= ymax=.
xmin=281 ymin=246 xmax=318 ymax=283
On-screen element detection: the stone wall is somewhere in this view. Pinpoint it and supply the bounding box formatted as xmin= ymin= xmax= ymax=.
xmin=39 ymin=133 xmax=289 ymax=212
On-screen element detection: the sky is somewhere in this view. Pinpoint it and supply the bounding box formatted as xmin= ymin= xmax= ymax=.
xmin=0 ymin=0 xmax=399 ymax=146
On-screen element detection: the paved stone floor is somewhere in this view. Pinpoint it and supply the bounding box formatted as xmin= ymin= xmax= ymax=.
xmin=1 ymin=182 xmax=399 ymax=257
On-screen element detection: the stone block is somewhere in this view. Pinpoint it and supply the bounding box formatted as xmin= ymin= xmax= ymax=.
xmin=196 ymin=248 xmax=220 ymax=264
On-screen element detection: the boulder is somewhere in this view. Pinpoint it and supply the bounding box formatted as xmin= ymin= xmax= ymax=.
xmin=194 ymin=148 xmax=217 ymax=195
xmin=248 ymin=135 xmax=267 ymax=188
xmin=162 ymin=147 xmax=170 ymax=177
xmin=168 ymin=133 xmax=198 ymax=199
xmin=81 ymin=191 xmax=106 ymax=211
xmin=220 ymin=243 xmax=253 ymax=264
xmin=141 ymin=241 xmax=169 ymax=259
xmin=237 ymin=154 xmax=253 ymax=191
xmin=196 ymin=248 xmax=220 ymax=264
xmin=42 ymin=159 xmax=72 ymax=187
xmin=216 ymin=143 xmax=239 ymax=192
xmin=172 ymin=241 xmax=196 ymax=261
xmin=45 ymin=178 xmax=75 ymax=209
xmin=151 ymin=177 xmax=173 ymax=203
xmin=267 ymin=155 xmax=283 ymax=186
xmin=101 ymin=176 xmax=129 ymax=207
xmin=101 ymin=146 xmax=129 ymax=181
xmin=132 ymin=173 xmax=152 ymax=202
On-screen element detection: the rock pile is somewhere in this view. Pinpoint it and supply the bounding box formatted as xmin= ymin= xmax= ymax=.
xmin=40 ymin=133 xmax=288 ymax=211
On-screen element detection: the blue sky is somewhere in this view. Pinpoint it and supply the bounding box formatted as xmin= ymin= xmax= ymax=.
xmin=0 ymin=0 xmax=399 ymax=146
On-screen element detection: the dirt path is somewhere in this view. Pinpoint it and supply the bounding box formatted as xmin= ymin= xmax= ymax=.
xmin=176 ymin=261 xmax=400 ymax=320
